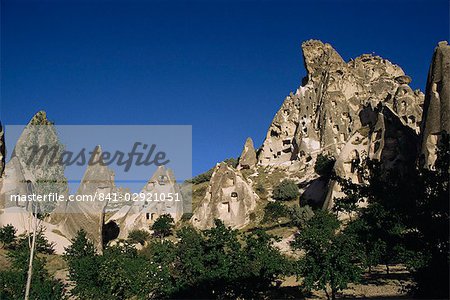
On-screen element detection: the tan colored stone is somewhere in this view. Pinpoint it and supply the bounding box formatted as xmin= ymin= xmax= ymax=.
xmin=191 ymin=162 xmax=257 ymax=229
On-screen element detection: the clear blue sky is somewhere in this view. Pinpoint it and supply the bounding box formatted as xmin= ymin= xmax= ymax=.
xmin=1 ymin=0 xmax=449 ymax=176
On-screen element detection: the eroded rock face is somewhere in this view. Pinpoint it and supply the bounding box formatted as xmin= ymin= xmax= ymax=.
xmin=258 ymin=40 xmax=423 ymax=166
xmin=0 ymin=111 xmax=68 ymax=211
xmin=420 ymin=41 xmax=450 ymax=170
xmin=238 ymin=137 xmax=257 ymax=169
xmin=50 ymin=146 xmax=114 ymax=251
xmin=0 ymin=122 xmax=5 ymax=178
xmin=191 ymin=162 xmax=257 ymax=229
xmin=324 ymin=104 xmax=419 ymax=213
xmin=0 ymin=123 xmax=5 ymax=208
xmin=108 ymin=166 xmax=184 ymax=239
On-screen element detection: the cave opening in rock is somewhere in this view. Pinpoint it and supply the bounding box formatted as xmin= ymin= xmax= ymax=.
xmin=102 ymin=221 xmax=120 ymax=247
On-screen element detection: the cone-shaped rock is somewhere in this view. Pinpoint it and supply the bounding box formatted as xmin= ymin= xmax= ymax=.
xmin=191 ymin=162 xmax=258 ymax=229
xmin=108 ymin=166 xmax=184 ymax=239
xmin=238 ymin=137 xmax=257 ymax=169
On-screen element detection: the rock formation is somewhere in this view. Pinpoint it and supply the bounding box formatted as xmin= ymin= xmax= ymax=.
xmin=0 ymin=122 xmax=5 ymax=178
xmin=0 ymin=111 xmax=68 ymax=211
xmin=258 ymin=40 xmax=423 ymax=167
xmin=191 ymin=162 xmax=258 ymax=229
xmin=0 ymin=123 xmax=6 ymax=209
xmin=108 ymin=166 xmax=184 ymax=239
xmin=238 ymin=137 xmax=257 ymax=169
xmin=50 ymin=146 xmax=114 ymax=251
xmin=420 ymin=41 xmax=450 ymax=170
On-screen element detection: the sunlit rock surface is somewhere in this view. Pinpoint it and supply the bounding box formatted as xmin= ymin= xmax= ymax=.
xmin=191 ymin=162 xmax=257 ymax=229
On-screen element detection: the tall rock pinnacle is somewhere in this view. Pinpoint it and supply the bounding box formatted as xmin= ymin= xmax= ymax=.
xmin=420 ymin=41 xmax=450 ymax=169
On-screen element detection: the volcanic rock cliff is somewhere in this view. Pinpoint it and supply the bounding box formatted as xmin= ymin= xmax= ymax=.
xmin=258 ymin=40 xmax=423 ymax=167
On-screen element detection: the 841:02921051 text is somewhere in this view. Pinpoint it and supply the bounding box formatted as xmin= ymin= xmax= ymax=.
xmin=96 ymin=192 xmax=181 ymax=202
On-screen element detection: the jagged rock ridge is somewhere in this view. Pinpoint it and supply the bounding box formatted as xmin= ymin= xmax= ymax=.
xmin=258 ymin=40 xmax=423 ymax=166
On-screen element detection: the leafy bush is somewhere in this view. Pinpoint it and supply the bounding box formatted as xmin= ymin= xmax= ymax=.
xmin=151 ymin=214 xmax=175 ymax=238
xmin=65 ymin=221 xmax=290 ymax=299
xmin=291 ymin=210 xmax=362 ymax=300
xmin=314 ymin=153 xmax=336 ymax=177
xmin=16 ymin=228 xmax=55 ymax=254
xmin=255 ymin=182 xmax=266 ymax=197
xmin=263 ymin=201 xmax=288 ymax=224
xmin=272 ymin=179 xmax=299 ymax=201
xmin=0 ymin=227 xmax=65 ymax=299
xmin=288 ymin=205 xmax=314 ymax=229
xmin=0 ymin=224 xmax=16 ymax=249
xmin=127 ymin=229 xmax=150 ymax=245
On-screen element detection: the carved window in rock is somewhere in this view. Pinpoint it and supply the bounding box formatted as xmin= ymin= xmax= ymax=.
xmin=146 ymin=212 xmax=157 ymax=220
xmin=270 ymin=130 xmax=279 ymax=137
xmin=222 ymin=201 xmax=231 ymax=213
xmin=158 ymin=175 xmax=167 ymax=185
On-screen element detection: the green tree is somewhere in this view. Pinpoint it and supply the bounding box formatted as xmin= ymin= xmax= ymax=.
xmin=0 ymin=224 xmax=16 ymax=249
xmin=127 ymin=229 xmax=150 ymax=245
xmin=0 ymin=227 xmax=65 ymax=299
xmin=151 ymin=214 xmax=175 ymax=239
xmin=240 ymin=229 xmax=291 ymax=296
xmin=64 ymin=229 xmax=104 ymax=299
xmin=289 ymin=204 xmax=314 ymax=229
xmin=272 ymin=179 xmax=300 ymax=201
xmin=263 ymin=201 xmax=288 ymax=225
xmin=291 ymin=210 xmax=362 ymax=300
xmin=314 ymin=154 xmax=336 ymax=177
xmin=335 ymin=135 xmax=449 ymax=298
xmin=16 ymin=228 xmax=55 ymax=254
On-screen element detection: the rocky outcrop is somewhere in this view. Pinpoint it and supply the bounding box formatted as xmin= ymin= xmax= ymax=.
xmin=50 ymin=146 xmax=114 ymax=251
xmin=191 ymin=162 xmax=258 ymax=229
xmin=0 ymin=111 xmax=68 ymax=212
xmin=0 ymin=122 xmax=6 ymax=209
xmin=324 ymin=104 xmax=419 ymax=213
xmin=108 ymin=166 xmax=184 ymax=239
xmin=420 ymin=41 xmax=450 ymax=169
xmin=258 ymin=40 xmax=423 ymax=166
xmin=238 ymin=137 xmax=257 ymax=169
xmin=0 ymin=122 xmax=5 ymax=178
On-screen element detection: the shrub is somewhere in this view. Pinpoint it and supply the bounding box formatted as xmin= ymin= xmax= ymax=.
xmin=127 ymin=229 xmax=150 ymax=245
xmin=255 ymin=182 xmax=266 ymax=197
xmin=16 ymin=228 xmax=55 ymax=254
xmin=151 ymin=214 xmax=175 ymax=239
xmin=272 ymin=179 xmax=299 ymax=201
xmin=291 ymin=210 xmax=363 ymax=300
xmin=263 ymin=202 xmax=288 ymax=224
xmin=288 ymin=205 xmax=314 ymax=229
xmin=0 ymin=224 xmax=16 ymax=249
xmin=314 ymin=154 xmax=336 ymax=177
